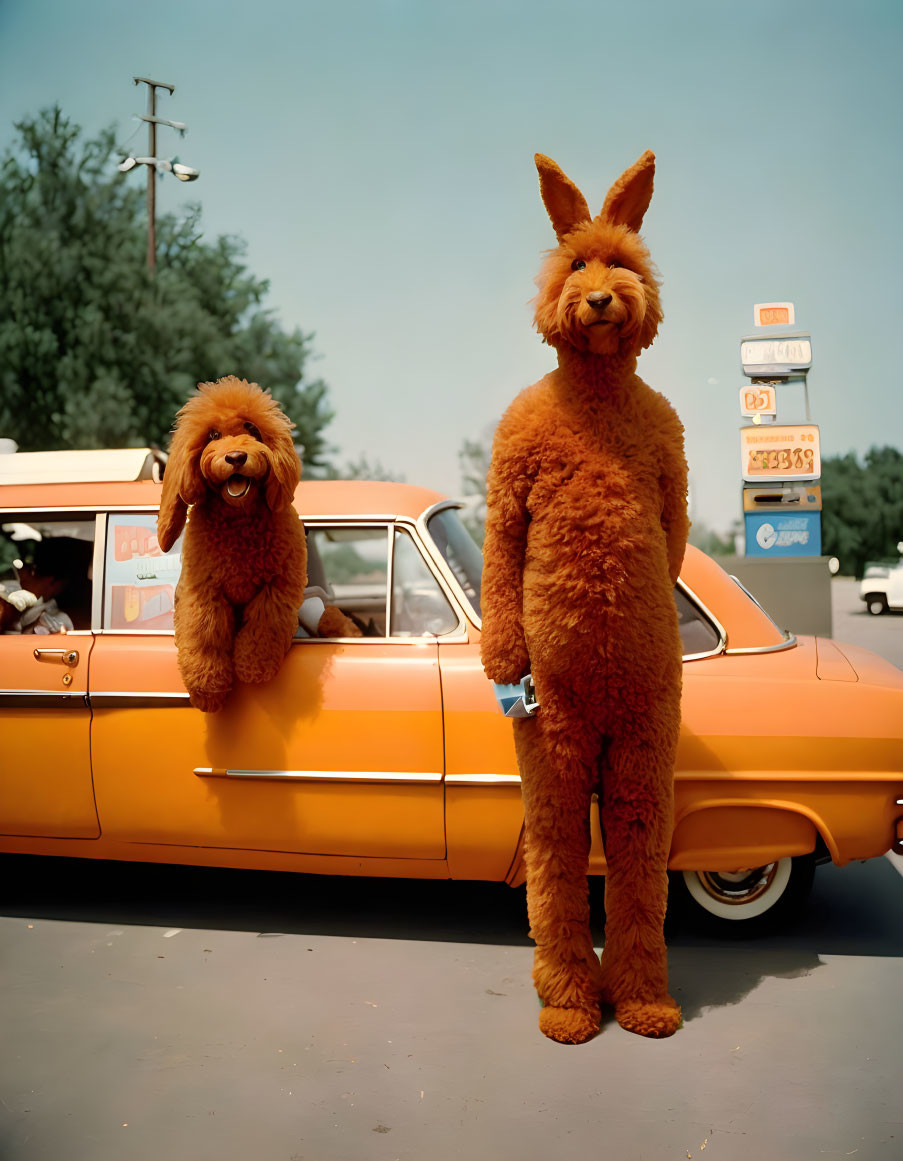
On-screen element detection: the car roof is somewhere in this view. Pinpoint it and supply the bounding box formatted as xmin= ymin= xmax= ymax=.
xmin=0 ymin=459 xmax=449 ymax=523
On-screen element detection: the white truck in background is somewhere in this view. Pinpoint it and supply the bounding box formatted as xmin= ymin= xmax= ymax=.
xmin=860 ymin=560 xmax=903 ymax=615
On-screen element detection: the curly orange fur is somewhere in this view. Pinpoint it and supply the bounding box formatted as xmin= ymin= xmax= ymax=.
xmin=158 ymin=376 xmax=309 ymax=712
xmin=481 ymin=153 xmax=690 ymax=1043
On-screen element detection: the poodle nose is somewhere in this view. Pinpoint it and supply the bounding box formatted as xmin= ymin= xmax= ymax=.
xmin=225 ymin=451 xmax=247 ymax=467
xmin=586 ymin=292 xmax=612 ymax=312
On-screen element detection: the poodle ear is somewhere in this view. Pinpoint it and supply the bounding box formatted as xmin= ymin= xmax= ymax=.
xmin=535 ymin=154 xmax=591 ymax=242
xmin=264 ymin=426 xmax=301 ymax=513
xmin=600 ymin=150 xmax=655 ymax=232
xmin=156 ymin=427 xmax=205 ymax=552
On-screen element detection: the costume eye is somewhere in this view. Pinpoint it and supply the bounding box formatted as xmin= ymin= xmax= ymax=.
xmin=207 ymin=429 xmax=221 ymax=442
xmin=571 ymin=259 xmax=586 ymax=272
xmin=244 ymin=421 xmax=262 ymax=442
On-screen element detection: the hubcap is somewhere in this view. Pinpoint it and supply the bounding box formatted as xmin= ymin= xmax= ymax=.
xmin=696 ymin=864 xmax=779 ymax=906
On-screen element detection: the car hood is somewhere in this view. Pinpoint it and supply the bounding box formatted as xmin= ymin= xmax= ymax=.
xmin=817 ymin=636 xmax=903 ymax=689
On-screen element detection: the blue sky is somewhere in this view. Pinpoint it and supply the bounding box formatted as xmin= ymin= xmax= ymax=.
xmin=1 ymin=0 xmax=901 ymax=533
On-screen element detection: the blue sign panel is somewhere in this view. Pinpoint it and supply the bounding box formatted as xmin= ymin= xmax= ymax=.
xmin=744 ymin=511 xmax=821 ymax=557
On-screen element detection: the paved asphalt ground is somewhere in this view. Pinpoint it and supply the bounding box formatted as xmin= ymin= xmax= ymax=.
xmin=2 ymin=578 xmax=902 ymax=1161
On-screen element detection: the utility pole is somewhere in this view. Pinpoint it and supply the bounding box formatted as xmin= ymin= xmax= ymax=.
xmin=120 ymin=77 xmax=199 ymax=272
xmin=134 ymin=77 xmax=174 ymax=273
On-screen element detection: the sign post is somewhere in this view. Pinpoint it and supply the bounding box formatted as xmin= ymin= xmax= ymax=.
xmin=738 ymin=305 xmax=821 ymax=557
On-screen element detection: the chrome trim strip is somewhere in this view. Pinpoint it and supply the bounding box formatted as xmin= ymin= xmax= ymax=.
xmin=90 ymin=691 xmax=191 ymax=707
xmin=724 ymin=635 xmax=798 ymax=656
xmin=383 ymin=524 xmax=394 ymax=634
xmin=0 ymin=505 xmax=161 ymax=514
xmin=92 ymin=514 xmax=106 ymax=629
xmin=0 ymin=690 xmax=88 ymax=707
xmin=445 ymin=773 xmax=522 ymax=786
xmin=194 ymin=767 xmax=444 ymax=784
xmin=674 ymin=576 xmax=727 ymax=661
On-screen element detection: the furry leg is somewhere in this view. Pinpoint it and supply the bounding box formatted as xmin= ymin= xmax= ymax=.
xmin=174 ymin=590 xmax=236 ymax=713
xmin=597 ymin=720 xmax=681 ymax=1038
xmin=234 ymin=583 xmax=301 ymax=685
xmin=514 ymin=712 xmax=603 ymax=1045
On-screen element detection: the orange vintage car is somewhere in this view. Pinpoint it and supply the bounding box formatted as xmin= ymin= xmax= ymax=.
xmin=1 ymin=448 xmax=901 ymax=932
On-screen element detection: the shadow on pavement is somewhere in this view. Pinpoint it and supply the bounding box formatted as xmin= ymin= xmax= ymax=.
xmin=3 ymin=851 xmax=901 ymax=1023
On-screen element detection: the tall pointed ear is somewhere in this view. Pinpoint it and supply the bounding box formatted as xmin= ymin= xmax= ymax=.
xmin=264 ymin=427 xmax=301 ymax=513
xmin=535 ymin=154 xmax=591 ymax=241
xmin=600 ymin=150 xmax=655 ymax=231
xmin=156 ymin=430 xmax=205 ymax=552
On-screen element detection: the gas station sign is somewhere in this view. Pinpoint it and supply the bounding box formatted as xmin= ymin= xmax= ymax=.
xmin=740 ymin=424 xmax=820 ymax=482
xmin=740 ymin=335 xmax=812 ymax=376
xmin=739 ymin=384 xmax=777 ymax=419
xmin=754 ymin=302 xmax=795 ymax=326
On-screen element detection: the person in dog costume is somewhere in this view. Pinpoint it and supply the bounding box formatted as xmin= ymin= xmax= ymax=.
xmin=480 ymin=151 xmax=689 ymax=1044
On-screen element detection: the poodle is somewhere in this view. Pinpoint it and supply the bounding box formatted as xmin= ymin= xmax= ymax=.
xmin=157 ymin=376 xmax=354 ymax=713
xmin=480 ymin=152 xmax=690 ymax=1043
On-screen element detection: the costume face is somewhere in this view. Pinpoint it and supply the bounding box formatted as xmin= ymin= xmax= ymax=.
xmin=533 ymin=219 xmax=662 ymax=357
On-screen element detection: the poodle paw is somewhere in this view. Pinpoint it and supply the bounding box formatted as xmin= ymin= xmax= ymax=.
xmin=190 ymin=687 xmax=229 ymax=713
xmin=538 ymin=1005 xmax=601 ymax=1045
xmin=613 ymin=997 xmax=682 ymax=1039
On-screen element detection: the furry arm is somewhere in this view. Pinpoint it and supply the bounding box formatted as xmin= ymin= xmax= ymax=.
xmin=480 ymin=407 xmax=536 ymax=685
xmin=657 ymin=397 xmax=691 ymax=586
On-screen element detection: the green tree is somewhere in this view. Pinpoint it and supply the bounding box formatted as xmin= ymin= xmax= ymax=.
xmin=0 ymin=107 xmax=333 ymax=466
xmin=821 ymin=446 xmax=903 ymax=576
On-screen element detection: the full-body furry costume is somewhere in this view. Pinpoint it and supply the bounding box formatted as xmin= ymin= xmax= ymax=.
xmin=481 ymin=152 xmax=689 ymax=1044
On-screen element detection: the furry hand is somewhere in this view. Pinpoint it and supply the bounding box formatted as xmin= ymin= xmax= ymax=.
xmin=480 ymin=633 xmax=530 ymax=687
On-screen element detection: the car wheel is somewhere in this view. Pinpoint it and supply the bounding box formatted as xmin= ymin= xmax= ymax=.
xmin=865 ymin=593 xmax=888 ymax=615
xmin=673 ymin=854 xmax=816 ymax=937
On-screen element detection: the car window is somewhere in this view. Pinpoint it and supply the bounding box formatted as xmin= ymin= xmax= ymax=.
xmin=307 ymin=525 xmax=389 ymax=637
xmin=0 ymin=518 xmax=95 ymax=634
xmin=390 ymin=528 xmax=459 ymax=638
xmin=675 ymin=586 xmax=722 ymax=657
xmin=426 ymin=507 xmax=482 ymax=618
xmin=103 ymin=513 xmax=181 ymax=630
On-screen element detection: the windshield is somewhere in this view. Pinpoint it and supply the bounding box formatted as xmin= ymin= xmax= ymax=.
xmin=426 ymin=507 xmax=482 ymax=619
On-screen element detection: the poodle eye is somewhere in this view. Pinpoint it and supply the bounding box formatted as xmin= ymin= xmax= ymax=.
xmin=244 ymin=422 xmax=262 ymax=442
xmin=207 ymin=429 xmax=221 ymax=442
xmin=571 ymin=259 xmax=586 ymax=272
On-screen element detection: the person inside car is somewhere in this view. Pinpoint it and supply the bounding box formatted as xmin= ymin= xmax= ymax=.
xmin=0 ymin=536 xmax=93 ymax=634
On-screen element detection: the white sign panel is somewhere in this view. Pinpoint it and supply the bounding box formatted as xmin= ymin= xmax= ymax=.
xmin=740 ymin=336 xmax=812 ymax=376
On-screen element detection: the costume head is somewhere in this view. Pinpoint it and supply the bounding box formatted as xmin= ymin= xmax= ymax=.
xmin=532 ymin=151 xmax=662 ymax=358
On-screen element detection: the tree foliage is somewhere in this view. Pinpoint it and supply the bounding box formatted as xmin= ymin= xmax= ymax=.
xmin=821 ymin=446 xmax=903 ymax=576
xmin=0 ymin=107 xmax=333 ymax=465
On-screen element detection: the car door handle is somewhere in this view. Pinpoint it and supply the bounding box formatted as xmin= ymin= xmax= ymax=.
xmin=33 ymin=648 xmax=80 ymax=667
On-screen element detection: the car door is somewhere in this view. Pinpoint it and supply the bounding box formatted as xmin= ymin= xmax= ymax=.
xmin=0 ymin=514 xmax=99 ymax=838
xmin=88 ymin=514 xmax=454 ymax=860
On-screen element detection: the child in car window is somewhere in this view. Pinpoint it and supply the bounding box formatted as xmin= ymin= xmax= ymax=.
xmin=0 ymin=537 xmax=92 ymax=634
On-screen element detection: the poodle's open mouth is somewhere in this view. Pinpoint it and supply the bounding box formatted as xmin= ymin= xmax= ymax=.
xmin=225 ymin=474 xmax=252 ymax=499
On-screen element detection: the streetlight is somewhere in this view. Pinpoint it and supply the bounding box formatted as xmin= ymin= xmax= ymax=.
xmin=117 ymin=77 xmax=200 ymax=272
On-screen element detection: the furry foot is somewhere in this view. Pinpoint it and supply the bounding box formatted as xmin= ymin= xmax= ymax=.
xmin=189 ymin=688 xmax=229 ymax=713
xmin=613 ymin=997 xmax=682 ymax=1039
xmin=538 ymin=1005 xmax=601 ymax=1045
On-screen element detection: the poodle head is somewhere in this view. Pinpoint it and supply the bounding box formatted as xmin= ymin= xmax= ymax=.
xmin=532 ymin=151 xmax=662 ymax=359
xmin=157 ymin=376 xmax=300 ymax=551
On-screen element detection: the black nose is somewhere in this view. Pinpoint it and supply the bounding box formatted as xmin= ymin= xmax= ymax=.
xmin=587 ymin=292 xmax=612 ymax=311
xmin=225 ymin=451 xmax=247 ymax=467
